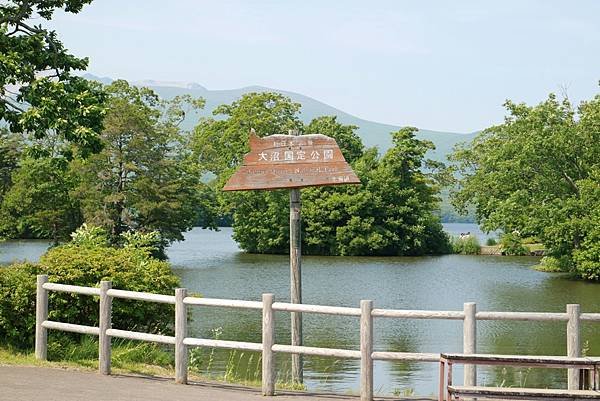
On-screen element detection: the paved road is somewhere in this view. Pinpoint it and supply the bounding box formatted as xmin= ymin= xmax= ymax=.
xmin=0 ymin=366 xmax=415 ymax=401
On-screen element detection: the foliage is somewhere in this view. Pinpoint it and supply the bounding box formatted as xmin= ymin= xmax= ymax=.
xmin=72 ymin=80 xmax=209 ymax=255
xmin=46 ymin=336 xmax=174 ymax=369
xmin=0 ymin=79 xmax=216 ymax=250
xmin=195 ymin=180 xmax=229 ymax=228
xmin=521 ymin=236 xmax=539 ymax=245
xmin=230 ymin=190 xmax=290 ymax=253
xmin=451 ymin=235 xmax=481 ymax=255
xmin=486 ymin=238 xmax=497 ymax=246
xmin=0 ymin=0 xmax=106 ymax=155
xmin=0 ymin=128 xmax=21 ymax=203
xmin=0 ymin=262 xmax=38 ymax=348
xmin=121 ymin=230 xmax=161 ymax=252
xmin=193 ymin=92 xmax=302 ymax=177
xmin=301 ymin=128 xmax=451 ymax=256
xmin=535 ymin=256 xmax=570 ymax=273
xmin=451 ymin=91 xmax=600 ymax=278
xmin=573 ymin=218 xmax=600 ymax=280
xmin=500 ymin=232 xmax=529 ymax=256
xmin=305 ymin=116 xmax=364 ymax=163
xmin=0 ymin=156 xmax=81 ymax=242
xmin=69 ymin=223 xmax=108 ymax=247
xmin=0 ymin=226 xmax=180 ymax=349
xmin=194 ymin=92 xmax=450 ymax=256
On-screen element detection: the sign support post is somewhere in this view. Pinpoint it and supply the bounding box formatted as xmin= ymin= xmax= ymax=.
xmin=289 ymin=130 xmax=303 ymax=383
xmin=222 ymin=128 xmax=361 ymax=387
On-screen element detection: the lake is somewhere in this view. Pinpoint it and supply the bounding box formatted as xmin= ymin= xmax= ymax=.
xmin=1 ymin=223 xmax=599 ymax=396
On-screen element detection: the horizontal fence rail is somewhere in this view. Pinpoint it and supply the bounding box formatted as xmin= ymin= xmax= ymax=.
xmin=476 ymin=311 xmax=569 ymax=321
xmin=107 ymin=289 xmax=176 ymax=304
xmin=43 ymin=282 xmax=101 ymax=296
xmin=34 ymin=275 xmax=600 ymax=401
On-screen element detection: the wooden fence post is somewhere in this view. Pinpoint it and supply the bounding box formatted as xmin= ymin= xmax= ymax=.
xmin=35 ymin=274 xmax=49 ymax=360
xmin=463 ymin=302 xmax=477 ymax=386
xmin=99 ymin=281 xmax=112 ymax=375
xmin=175 ymin=288 xmax=188 ymax=384
xmin=360 ymin=300 xmax=373 ymax=401
xmin=567 ymin=304 xmax=581 ymax=390
xmin=262 ymin=293 xmax=275 ymax=396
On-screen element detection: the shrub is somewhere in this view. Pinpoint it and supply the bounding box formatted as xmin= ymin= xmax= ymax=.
xmin=0 ymin=226 xmax=180 ymax=349
xmin=500 ymin=232 xmax=529 ymax=256
xmin=535 ymin=256 xmax=572 ymax=273
xmin=485 ymin=238 xmax=497 ymax=246
xmin=0 ymin=263 xmax=40 ymax=348
xmin=521 ymin=236 xmax=540 ymax=245
xmin=69 ymin=223 xmax=108 ymax=247
xmin=451 ymin=235 xmax=481 ymax=255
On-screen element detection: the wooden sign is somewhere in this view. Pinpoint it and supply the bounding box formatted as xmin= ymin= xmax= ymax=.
xmin=223 ymin=133 xmax=361 ymax=191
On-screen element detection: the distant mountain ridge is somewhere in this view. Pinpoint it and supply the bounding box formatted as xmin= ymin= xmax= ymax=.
xmin=83 ymin=74 xmax=478 ymax=161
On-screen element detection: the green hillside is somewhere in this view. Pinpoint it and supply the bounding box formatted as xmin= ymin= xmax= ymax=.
xmin=83 ymin=74 xmax=477 ymax=162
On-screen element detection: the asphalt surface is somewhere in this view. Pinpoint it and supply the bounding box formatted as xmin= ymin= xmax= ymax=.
xmin=0 ymin=365 xmax=381 ymax=401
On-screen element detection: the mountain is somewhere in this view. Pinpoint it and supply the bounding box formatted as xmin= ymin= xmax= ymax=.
xmin=83 ymin=74 xmax=478 ymax=161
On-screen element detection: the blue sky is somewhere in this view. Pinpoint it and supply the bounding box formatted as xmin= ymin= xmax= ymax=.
xmin=49 ymin=0 xmax=600 ymax=133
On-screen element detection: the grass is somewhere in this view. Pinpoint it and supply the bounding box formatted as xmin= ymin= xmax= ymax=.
xmin=0 ymin=338 xmax=177 ymax=378
xmin=451 ymin=235 xmax=481 ymax=255
xmin=485 ymin=238 xmax=498 ymax=246
xmin=0 ymin=337 xmax=306 ymax=391
xmin=392 ymin=387 xmax=415 ymax=397
xmin=525 ymin=243 xmax=545 ymax=252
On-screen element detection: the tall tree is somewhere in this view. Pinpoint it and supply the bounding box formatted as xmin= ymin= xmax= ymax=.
xmin=305 ymin=116 xmax=364 ymax=163
xmin=303 ymin=127 xmax=449 ymax=256
xmin=0 ymin=156 xmax=82 ymax=242
xmin=193 ymin=92 xmax=303 ymax=252
xmin=194 ymin=93 xmax=450 ymax=256
xmin=0 ymin=128 xmax=21 ymax=202
xmin=451 ymin=92 xmax=600 ymax=279
xmin=193 ymin=92 xmax=303 ymax=177
xmin=73 ymin=80 xmax=206 ymax=254
xmin=0 ymin=0 xmax=105 ymax=154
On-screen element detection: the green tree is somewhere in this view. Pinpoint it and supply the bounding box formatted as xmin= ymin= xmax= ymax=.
xmin=194 ymin=92 xmax=450 ymax=256
xmin=0 ymin=128 xmax=21 ymax=202
xmin=72 ymin=80 xmax=207 ymax=255
xmin=0 ymin=0 xmax=106 ymax=154
xmin=193 ymin=92 xmax=303 ymax=178
xmin=193 ymin=92 xmax=302 ymax=253
xmin=305 ymin=116 xmax=364 ymax=163
xmin=0 ymin=156 xmax=82 ymax=242
xmin=451 ymin=91 xmax=600 ymax=279
xmin=233 ymin=127 xmax=450 ymax=256
xmin=310 ymin=128 xmax=449 ymax=256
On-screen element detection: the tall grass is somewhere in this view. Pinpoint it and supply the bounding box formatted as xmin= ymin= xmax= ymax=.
xmin=451 ymin=235 xmax=481 ymax=255
xmin=486 ymin=237 xmax=497 ymax=246
xmin=47 ymin=335 xmax=174 ymax=369
xmin=187 ymin=327 xmax=305 ymax=390
xmin=5 ymin=328 xmax=308 ymax=391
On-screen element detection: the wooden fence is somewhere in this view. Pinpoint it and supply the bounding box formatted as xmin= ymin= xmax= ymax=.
xmin=34 ymin=275 xmax=600 ymax=401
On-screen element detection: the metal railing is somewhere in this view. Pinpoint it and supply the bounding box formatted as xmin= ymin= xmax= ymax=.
xmin=34 ymin=275 xmax=600 ymax=401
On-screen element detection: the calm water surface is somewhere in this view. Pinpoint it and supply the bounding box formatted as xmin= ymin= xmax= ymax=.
xmin=0 ymin=239 xmax=51 ymax=265
xmin=2 ymin=223 xmax=599 ymax=395
xmin=168 ymin=225 xmax=600 ymax=395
